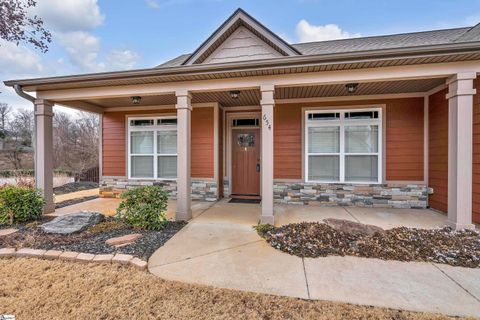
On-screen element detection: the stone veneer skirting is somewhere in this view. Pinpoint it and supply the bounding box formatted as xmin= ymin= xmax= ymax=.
xmin=274 ymin=182 xmax=431 ymax=209
xmin=100 ymin=177 xmax=218 ymax=202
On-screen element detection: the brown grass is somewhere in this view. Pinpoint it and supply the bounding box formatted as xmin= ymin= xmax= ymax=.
xmin=0 ymin=258 xmax=470 ymax=320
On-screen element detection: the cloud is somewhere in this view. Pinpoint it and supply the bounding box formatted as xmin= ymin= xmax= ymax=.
xmin=105 ymin=50 xmax=141 ymax=70
xmin=145 ymin=0 xmax=161 ymax=9
xmin=0 ymin=40 xmax=44 ymax=74
xmin=296 ymin=20 xmax=361 ymax=42
xmin=56 ymin=31 xmax=103 ymax=72
xmin=33 ymin=0 xmax=104 ymax=32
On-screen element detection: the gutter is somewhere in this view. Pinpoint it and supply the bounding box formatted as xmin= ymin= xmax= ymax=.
xmin=13 ymin=85 xmax=37 ymax=183
xmin=4 ymin=41 xmax=480 ymax=89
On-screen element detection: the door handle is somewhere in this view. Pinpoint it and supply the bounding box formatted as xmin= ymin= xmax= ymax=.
xmin=256 ymin=163 xmax=260 ymax=172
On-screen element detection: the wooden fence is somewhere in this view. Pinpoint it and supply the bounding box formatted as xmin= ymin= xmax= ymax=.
xmin=75 ymin=166 xmax=99 ymax=183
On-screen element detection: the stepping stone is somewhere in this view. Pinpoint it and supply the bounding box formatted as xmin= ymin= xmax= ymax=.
xmin=106 ymin=233 xmax=143 ymax=247
xmin=323 ymin=218 xmax=384 ymax=236
xmin=40 ymin=211 xmax=104 ymax=234
xmin=0 ymin=228 xmax=18 ymax=237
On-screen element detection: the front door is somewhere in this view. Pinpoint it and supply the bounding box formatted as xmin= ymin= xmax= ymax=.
xmin=232 ymin=129 xmax=260 ymax=196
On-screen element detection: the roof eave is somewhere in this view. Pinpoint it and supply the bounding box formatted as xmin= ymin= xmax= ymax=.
xmin=4 ymin=41 xmax=480 ymax=89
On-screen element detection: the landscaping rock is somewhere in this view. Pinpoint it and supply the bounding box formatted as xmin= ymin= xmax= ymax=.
xmin=0 ymin=228 xmax=18 ymax=237
xmin=40 ymin=211 xmax=104 ymax=234
xmin=323 ymin=218 xmax=384 ymax=236
xmin=106 ymin=233 xmax=143 ymax=247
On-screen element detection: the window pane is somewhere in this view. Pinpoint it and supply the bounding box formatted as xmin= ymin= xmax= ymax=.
xmin=308 ymin=155 xmax=339 ymax=181
xmin=158 ymin=118 xmax=177 ymax=125
xmin=158 ymin=156 xmax=177 ymax=178
xmin=308 ymin=127 xmax=340 ymax=153
xmin=308 ymin=113 xmax=340 ymax=120
xmin=131 ymin=131 xmax=154 ymax=154
xmin=345 ymin=155 xmax=378 ymax=182
xmin=131 ymin=156 xmax=154 ymax=178
xmin=345 ymin=111 xmax=378 ymax=119
xmin=130 ymin=119 xmax=154 ymax=126
xmin=345 ymin=125 xmax=378 ymax=153
xmin=157 ymin=131 xmax=177 ymax=154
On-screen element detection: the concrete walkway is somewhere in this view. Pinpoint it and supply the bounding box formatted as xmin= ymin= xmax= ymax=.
xmin=149 ymin=200 xmax=480 ymax=318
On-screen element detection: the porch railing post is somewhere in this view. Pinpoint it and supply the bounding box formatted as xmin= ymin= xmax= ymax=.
xmin=34 ymin=99 xmax=55 ymax=214
xmin=446 ymin=72 xmax=476 ymax=230
xmin=260 ymin=85 xmax=275 ymax=224
xmin=175 ymin=90 xmax=192 ymax=221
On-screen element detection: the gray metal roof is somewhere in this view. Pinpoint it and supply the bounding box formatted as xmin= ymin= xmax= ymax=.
xmin=158 ymin=25 xmax=479 ymax=67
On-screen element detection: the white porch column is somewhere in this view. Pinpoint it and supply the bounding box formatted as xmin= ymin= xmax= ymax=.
xmin=175 ymin=90 xmax=192 ymax=221
xmin=260 ymin=85 xmax=275 ymax=224
xmin=446 ymin=72 xmax=476 ymax=230
xmin=34 ymin=99 xmax=55 ymax=213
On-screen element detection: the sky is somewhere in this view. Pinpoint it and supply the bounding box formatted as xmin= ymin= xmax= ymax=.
xmin=1 ymin=0 xmax=480 ymax=112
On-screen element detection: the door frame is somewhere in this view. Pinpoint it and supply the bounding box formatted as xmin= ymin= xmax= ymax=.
xmin=225 ymin=111 xmax=262 ymax=197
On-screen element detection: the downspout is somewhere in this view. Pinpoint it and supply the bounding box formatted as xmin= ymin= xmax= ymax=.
xmin=13 ymin=85 xmax=37 ymax=181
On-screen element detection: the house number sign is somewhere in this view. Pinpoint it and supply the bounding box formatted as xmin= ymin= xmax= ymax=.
xmin=262 ymin=114 xmax=272 ymax=130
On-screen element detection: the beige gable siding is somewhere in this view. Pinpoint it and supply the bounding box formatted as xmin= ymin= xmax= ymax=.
xmin=203 ymin=26 xmax=283 ymax=64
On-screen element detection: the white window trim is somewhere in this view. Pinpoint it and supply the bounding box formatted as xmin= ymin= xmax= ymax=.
xmin=304 ymin=108 xmax=383 ymax=184
xmin=127 ymin=115 xmax=177 ymax=180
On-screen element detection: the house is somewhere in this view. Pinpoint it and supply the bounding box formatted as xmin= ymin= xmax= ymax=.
xmin=4 ymin=9 xmax=480 ymax=228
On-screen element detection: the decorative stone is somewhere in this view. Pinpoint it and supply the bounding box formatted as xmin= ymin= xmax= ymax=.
xmin=112 ymin=253 xmax=133 ymax=265
xmin=129 ymin=257 xmax=148 ymax=270
xmin=323 ymin=218 xmax=384 ymax=236
xmin=43 ymin=250 xmax=63 ymax=260
xmin=0 ymin=228 xmax=18 ymax=237
xmin=40 ymin=211 xmax=104 ymax=234
xmin=59 ymin=251 xmax=79 ymax=261
xmin=76 ymin=253 xmax=95 ymax=262
xmin=0 ymin=248 xmax=16 ymax=257
xmin=106 ymin=233 xmax=142 ymax=247
xmin=16 ymin=248 xmax=46 ymax=258
xmin=93 ymin=254 xmax=114 ymax=263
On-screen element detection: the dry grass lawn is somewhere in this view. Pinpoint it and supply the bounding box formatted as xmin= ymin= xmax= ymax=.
xmin=0 ymin=258 xmax=472 ymax=320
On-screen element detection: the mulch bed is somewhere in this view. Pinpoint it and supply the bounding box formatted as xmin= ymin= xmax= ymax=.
xmin=258 ymin=222 xmax=480 ymax=268
xmin=54 ymin=181 xmax=99 ymax=195
xmin=55 ymin=195 xmax=99 ymax=209
xmin=0 ymin=218 xmax=186 ymax=260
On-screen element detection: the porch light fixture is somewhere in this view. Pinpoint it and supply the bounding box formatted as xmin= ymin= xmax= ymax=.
xmin=345 ymin=83 xmax=358 ymax=94
xmin=131 ymin=96 xmax=142 ymax=104
xmin=229 ymin=90 xmax=241 ymax=99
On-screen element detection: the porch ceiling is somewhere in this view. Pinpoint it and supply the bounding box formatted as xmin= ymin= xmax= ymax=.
xmin=65 ymin=78 xmax=446 ymax=110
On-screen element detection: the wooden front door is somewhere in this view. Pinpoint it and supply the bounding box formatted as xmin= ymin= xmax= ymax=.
xmin=232 ymin=129 xmax=260 ymax=196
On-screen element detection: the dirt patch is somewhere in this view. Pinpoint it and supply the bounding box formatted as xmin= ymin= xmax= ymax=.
xmin=55 ymin=195 xmax=99 ymax=209
xmin=259 ymin=222 xmax=480 ymax=268
xmin=0 ymin=218 xmax=186 ymax=260
xmin=54 ymin=181 xmax=98 ymax=195
xmin=0 ymin=258 xmax=464 ymax=320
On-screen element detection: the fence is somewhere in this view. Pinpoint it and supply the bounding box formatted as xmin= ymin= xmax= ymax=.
xmin=75 ymin=166 xmax=99 ymax=183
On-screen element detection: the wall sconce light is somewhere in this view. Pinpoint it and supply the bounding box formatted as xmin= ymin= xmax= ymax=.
xmin=131 ymin=96 xmax=142 ymax=104
xmin=229 ymin=90 xmax=241 ymax=99
xmin=345 ymin=83 xmax=358 ymax=94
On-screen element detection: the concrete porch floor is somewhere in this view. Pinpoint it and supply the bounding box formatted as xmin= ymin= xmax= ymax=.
xmin=148 ymin=200 xmax=480 ymax=318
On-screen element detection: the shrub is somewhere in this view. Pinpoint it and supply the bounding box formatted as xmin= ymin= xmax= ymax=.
xmin=116 ymin=186 xmax=169 ymax=230
xmin=0 ymin=186 xmax=44 ymax=225
xmin=254 ymin=223 xmax=275 ymax=236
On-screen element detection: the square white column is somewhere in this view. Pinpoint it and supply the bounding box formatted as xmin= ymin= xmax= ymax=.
xmin=34 ymin=99 xmax=55 ymax=213
xmin=446 ymin=72 xmax=477 ymax=230
xmin=260 ymin=85 xmax=275 ymax=224
xmin=175 ymin=90 xmax=192 ymax=221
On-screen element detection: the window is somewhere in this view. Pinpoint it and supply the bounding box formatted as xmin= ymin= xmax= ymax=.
xmin=305 ymin=108 xmax=382 ymax=183
xmin=128 ymin=116 xmax=177 ymax=179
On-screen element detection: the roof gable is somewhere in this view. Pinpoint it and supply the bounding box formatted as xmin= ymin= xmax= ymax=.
xmin=183 ymin=8 xmax=300 ymax=65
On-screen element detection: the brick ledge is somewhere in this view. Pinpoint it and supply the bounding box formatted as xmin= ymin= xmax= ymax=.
xmin=0 ymin=247 xmax=147 ymax=271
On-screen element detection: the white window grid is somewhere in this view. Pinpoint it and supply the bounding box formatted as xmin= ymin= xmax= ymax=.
xmin=127 ymin=116 xmax=177 ymax=180
xmin=304 ymin=108 xmax=382 ymax=184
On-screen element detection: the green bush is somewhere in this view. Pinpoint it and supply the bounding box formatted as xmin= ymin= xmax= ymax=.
xmin=0 ymin=186 xmax=44 ymax=225
xmin=116 ymin=186 xmax=169 ymax=230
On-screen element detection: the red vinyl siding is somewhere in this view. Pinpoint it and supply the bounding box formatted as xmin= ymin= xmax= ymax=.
xmin=428 ymin=89 xmax=449 ymax=213
xmin=473 ymin=77 xmax=480 ymax=223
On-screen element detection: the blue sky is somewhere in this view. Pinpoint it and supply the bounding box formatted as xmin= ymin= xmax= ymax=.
xmin=1 ymin=0 xmax=479 ymax=111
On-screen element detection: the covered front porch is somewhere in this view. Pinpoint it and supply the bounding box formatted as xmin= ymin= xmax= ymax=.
xmin=29 ymin=63 xmax=478 ymax=229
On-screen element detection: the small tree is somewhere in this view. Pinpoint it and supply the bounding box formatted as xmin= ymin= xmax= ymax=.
xmin=0 ymin=0 xmax=51 ymax=52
